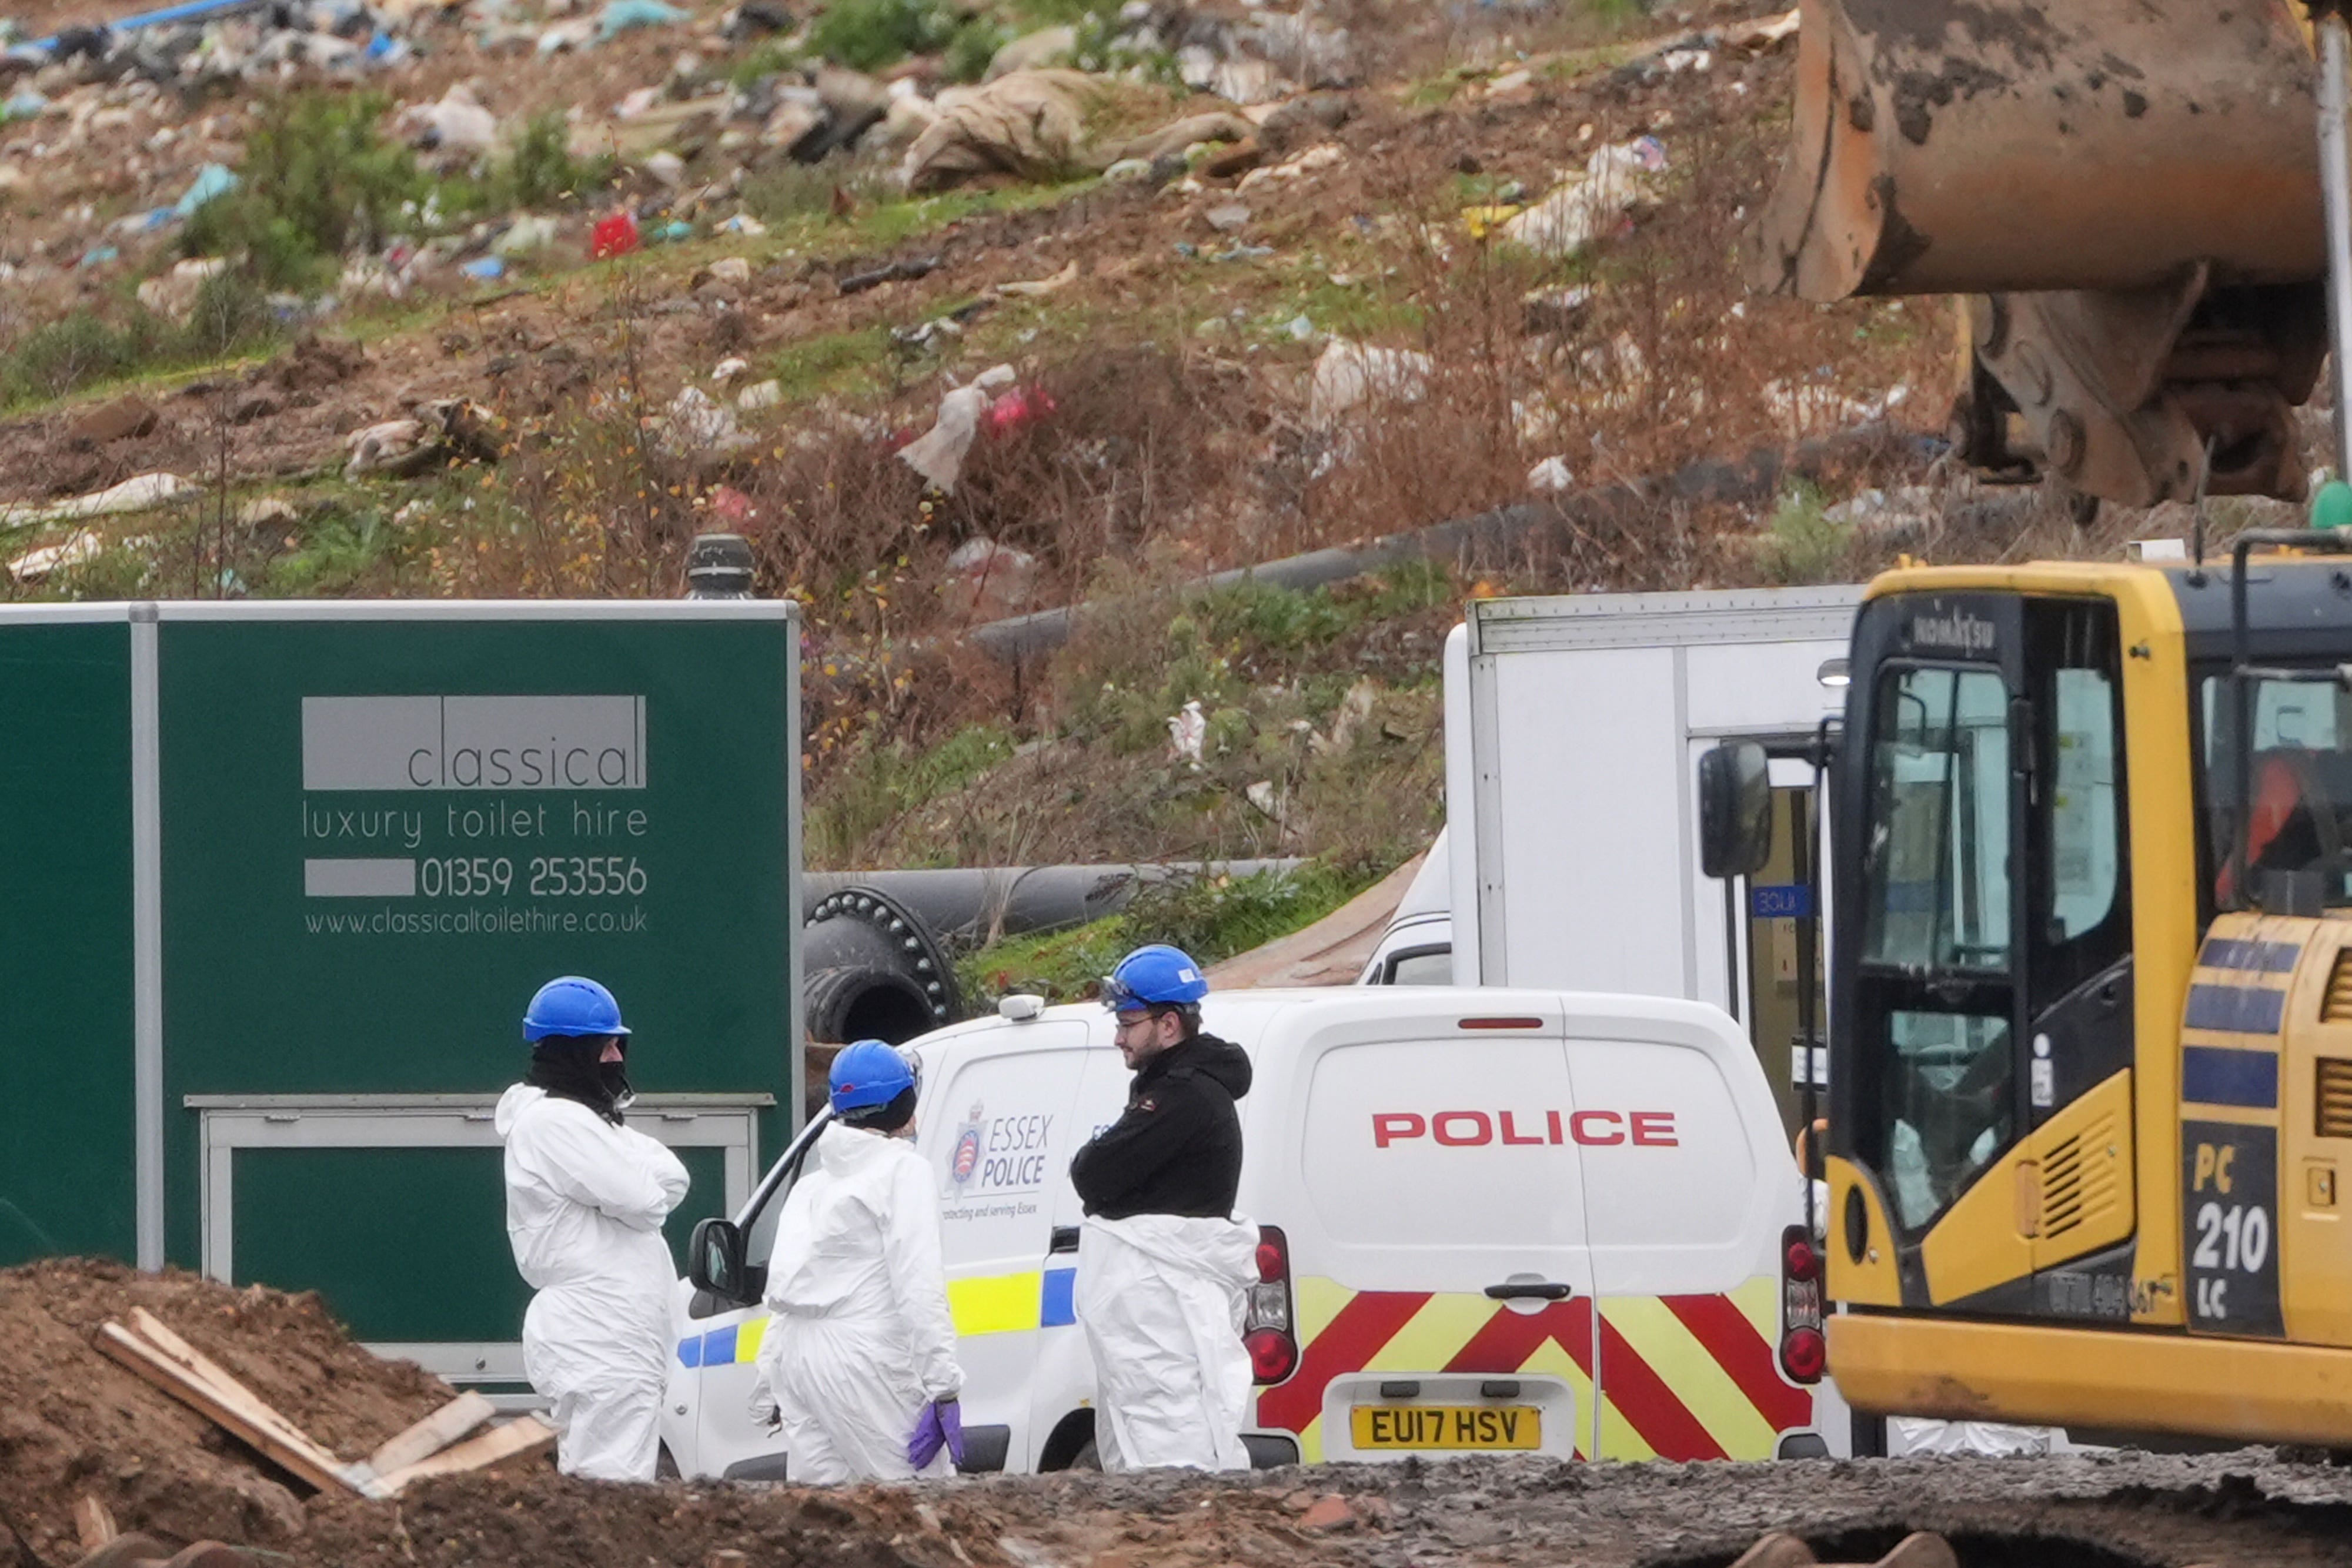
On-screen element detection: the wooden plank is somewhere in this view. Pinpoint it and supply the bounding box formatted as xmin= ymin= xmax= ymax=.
xmin=122 ymin=1309 xmax=348 ymax=1473
xmin=380 ymin=1417 xmax=555 ymax=1494
xmin=73 ymin=1495 xmax=117 ymax=1554
xmin=365 ymin=1392 xmax=496 ymax=1476
xmin=93 ymin=1323 xmax=358 ymax=1497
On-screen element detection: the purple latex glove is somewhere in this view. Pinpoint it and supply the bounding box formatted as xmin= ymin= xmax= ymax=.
xmin=907 ymin=1397 xmax=966 ymax=1470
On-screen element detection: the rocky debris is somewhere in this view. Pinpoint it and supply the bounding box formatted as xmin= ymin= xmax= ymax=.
xmin=66 ymin=394 xmax=158 ymax=447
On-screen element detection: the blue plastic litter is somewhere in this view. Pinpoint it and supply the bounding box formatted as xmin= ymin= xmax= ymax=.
xmin=78 ymin=245 xmax=119 ymax=268
xmin=596 ymin=0 xmax=684 ymax=39
xmin=459 ymin=256 xmax=506 ymax=280
xmin=4 ymin=90 xmax=48 ymax=119
xmin=174 ymin=162 xmax=238 ymax=218
xmin=646 ymin=219 xmax=694 ymax=244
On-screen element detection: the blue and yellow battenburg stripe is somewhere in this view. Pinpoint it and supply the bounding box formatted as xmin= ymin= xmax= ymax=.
xmin=2180 ymin=924 xmax=2302 ymax=1119
xmin=677 ymin=1266 xmax=1077 ymax=1365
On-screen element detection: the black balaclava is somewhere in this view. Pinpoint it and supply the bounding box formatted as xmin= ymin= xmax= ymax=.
xmin=528 ymin=1033 xmax=632 ymax=1125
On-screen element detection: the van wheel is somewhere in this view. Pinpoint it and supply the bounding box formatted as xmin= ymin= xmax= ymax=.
xmin=656 ymin=1443 xmax=681 ymax=1480
xmin=1070 ymin=1440 xmax=1101 ymax=1472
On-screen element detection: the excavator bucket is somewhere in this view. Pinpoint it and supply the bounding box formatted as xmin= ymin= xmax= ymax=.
xmin=1752 ymin=0 xmax=2330 ymax=505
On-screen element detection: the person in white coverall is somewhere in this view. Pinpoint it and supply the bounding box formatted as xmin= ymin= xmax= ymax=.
xmin=498 ymin=975 xmax=690 ymax=1483
xmin=749 ymin=1038 xmax=965 ymax=1483
xmin=1068 ymin=944 xmax=1259 ymax=1473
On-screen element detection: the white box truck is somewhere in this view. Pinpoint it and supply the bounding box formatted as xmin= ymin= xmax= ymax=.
xmin=1357 ymin=588 xmax=1859 ymax=1141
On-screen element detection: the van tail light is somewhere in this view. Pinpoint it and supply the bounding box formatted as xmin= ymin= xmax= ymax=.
xmin=1778 ymin=1223 xmax=1825 ymax=1385
xmin=1244 ymin=1224 xmax=1297 ymax=1385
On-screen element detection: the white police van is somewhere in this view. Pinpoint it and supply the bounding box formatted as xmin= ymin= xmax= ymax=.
xmin=662 ymin=987 xmax=1833 ymax=1479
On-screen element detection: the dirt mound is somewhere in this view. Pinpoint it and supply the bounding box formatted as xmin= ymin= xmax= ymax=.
xmin=0 ymin=1259 xmax=453 ymax=1566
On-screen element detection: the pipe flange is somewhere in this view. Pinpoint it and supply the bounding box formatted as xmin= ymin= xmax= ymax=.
xmin=806 ymin=884 xmax=962 ymax=1026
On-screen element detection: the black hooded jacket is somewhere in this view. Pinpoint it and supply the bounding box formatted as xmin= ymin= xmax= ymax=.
xmin=1070 ymin=1031 xmax=1252 ymax=1221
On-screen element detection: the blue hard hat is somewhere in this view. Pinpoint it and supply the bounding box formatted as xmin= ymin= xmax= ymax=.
xmin=829 ymin=1039 xmax=917 ymax=1114
xmin=523 ymin=976 xmax=631 ymax=1042
xmin=1101 ymin=944 xmax=1208 ymax=1011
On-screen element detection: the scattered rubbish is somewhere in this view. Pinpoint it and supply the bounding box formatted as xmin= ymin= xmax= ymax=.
xmin=492 ymin=215 xmax=560 ymax=257
xmin=1308 ymin=338 xmax=1431 ymax=429
xmin=897 ymin=383 xmax=992 ymax=492
xmin=838 ymin=255 xmax=940 ymax=295
xmin=992 ymin=260 xmax=1077 ymax=298
xmin=1167 ymin=698 xmax=1207 ymax=767
xmin=136 ymin=257 xmax=229 ymax=324
xmin=736 ymin=379 xmax=783 ymax=410
xmin=0 ymin=472 xmax=196 ymax=531
xmin=984 ymin=24 xmax=1078 ymax=81
xmin=703 ymin=256 xmax=753 ymax=286
xmin=646 ymin=219 xmax=695 ymax=244
xmin=943 ymin=536 xmax=1040 ymax=621
xmin=1211 ymin=243 xmax=1274 ymax=262
xmin=656 ymin=385 xmax=753 ymax=457
xmin=1501 ymin=135 xmax=1667 ymax=260
xmin=346 ymin=400 xmax=504 ymax=479
xmin=596 ymin=0 xmax=686 ymax=41
xmin=6 ymin=530 xmax=102 ymax=583
xmin=591 ymin=210 xmax=642 ymax=258
xmin=710 ymin=356 xmax=751 ymax=382
xmin=900 ymin=69 xmax=1092 ymax=192
xmin=1205 ymin=200 xmax=1252 ymax=233
xmin=716 ymin=213 xmax=768 ymax=236
xmin=459 ymin=256 xmax=505 ymax=280
xmin=238 ymin=497 xmax=300 ymax=529
xmin=644 ymin=150 xmax=687 ymax=188
xmin=403 ymin=85 xmax=497 ymax=156
xmin=3 ymin=90 xmax=49 ymax=121
xmin=78 ymin=245 xmax=120 ymax=269
xmin=173 ymin=163 xmax=238 ymax=219
xmin=1527 ymin=455 xmax=1575 ymax=493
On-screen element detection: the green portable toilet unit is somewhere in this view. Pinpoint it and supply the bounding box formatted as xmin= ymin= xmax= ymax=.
xmin=0 ymin=600 xmax=800 ymax=1386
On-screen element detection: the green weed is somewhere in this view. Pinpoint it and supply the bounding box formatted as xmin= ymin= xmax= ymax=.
xmin=182 ymin=90 xmax=426 ymax=290
xmin=804 ymin=0 xmax=961 ymax=71
xmin=1756 ymin=484 xmax=1855 ymax=585
xmin=807 ymin=721 xmax=1018 ymax=866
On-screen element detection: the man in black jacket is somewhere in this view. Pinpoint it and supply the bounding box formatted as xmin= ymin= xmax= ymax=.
xmin=1068 ymin=944 xmax=1261 ymax=1471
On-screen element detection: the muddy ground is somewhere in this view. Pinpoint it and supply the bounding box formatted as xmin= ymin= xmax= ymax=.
xmin=11 ymin=1258 xmax=2352 ymax=1568
xmin=298 ymin=1450 xmax=2352 ymax=1568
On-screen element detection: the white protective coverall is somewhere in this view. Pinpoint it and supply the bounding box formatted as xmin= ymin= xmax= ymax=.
xmin=496 ymin=1084 xmax=690 ymax=1482
xmin=750 ymin=1122 xmax=963 ymax=1483
xmin=1074 ymin=1211 xmax=1260 ymax=1472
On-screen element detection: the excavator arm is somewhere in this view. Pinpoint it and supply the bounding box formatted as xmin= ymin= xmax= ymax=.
xmin=1752 ymin=0 xmax=2328 ymax=506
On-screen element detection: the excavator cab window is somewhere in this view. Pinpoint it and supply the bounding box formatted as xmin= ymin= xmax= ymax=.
xmin=2201 ymin=677 xmax=2352 ymax=911
xmin=1858 ymin=664 xmax=2016 ymax=1233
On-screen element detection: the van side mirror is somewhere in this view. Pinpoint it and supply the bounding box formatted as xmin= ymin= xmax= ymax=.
xmin=689 ymin=1217 xmax=749 ymax=1301
xmin=1698 ymin=741 xmax=1774 ymax=878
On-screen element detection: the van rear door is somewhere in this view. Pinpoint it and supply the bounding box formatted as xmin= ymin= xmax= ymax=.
xmin=916 ymin=1021 xmax=1095 ymax=1471
xmin=1248 ymin=995 xmax=1601 ymax=1461
xmin=1565 ymin=998 xmax=1816 ymax=1460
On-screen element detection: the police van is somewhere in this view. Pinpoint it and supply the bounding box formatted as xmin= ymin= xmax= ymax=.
xmin=663 ymin=987 xmax=1832 ymax=1479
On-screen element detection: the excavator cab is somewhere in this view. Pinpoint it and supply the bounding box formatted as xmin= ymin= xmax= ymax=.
xmin=1701 ymin=543 xmax=2352 ymax=1446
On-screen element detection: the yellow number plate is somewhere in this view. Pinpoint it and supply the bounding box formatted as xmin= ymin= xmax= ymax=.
xmin=1349 ymin=1404 xmax=1541 ymax=1451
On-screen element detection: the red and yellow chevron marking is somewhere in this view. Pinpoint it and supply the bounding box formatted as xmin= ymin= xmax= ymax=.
xmin=1254 ymin=1276 xmax=1810 ymax=1462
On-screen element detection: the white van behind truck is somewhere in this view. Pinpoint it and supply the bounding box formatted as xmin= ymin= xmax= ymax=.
xmin=665 ymin=987 xmax=1829 ymax=1479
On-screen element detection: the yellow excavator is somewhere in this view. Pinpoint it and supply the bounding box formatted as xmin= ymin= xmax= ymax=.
xmin=1703 ymin=2 xmax=2352 ymax=1446
xmin=1752 ymin=0 xmax=2340 ymax=510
